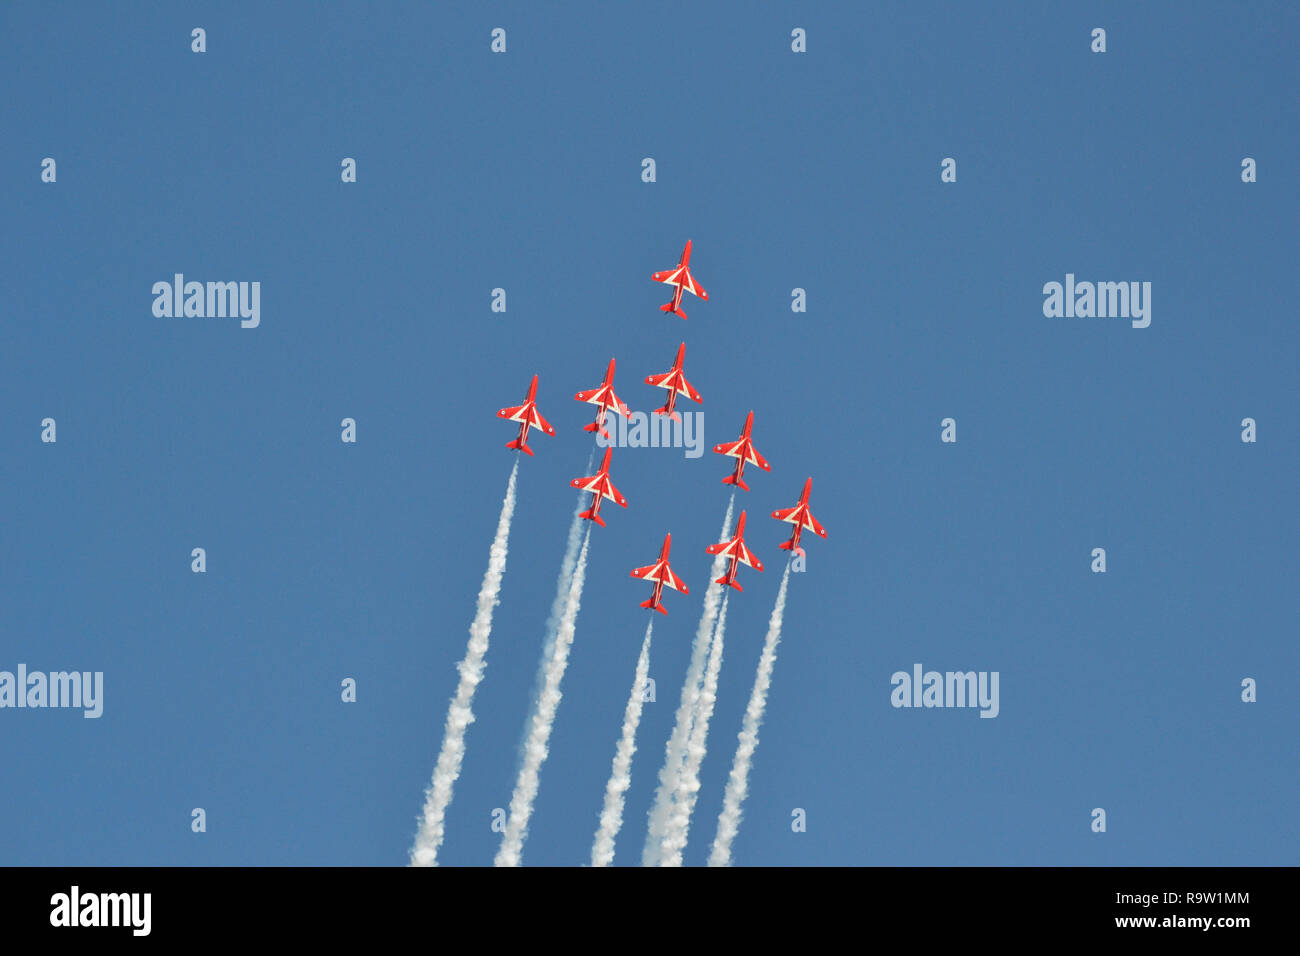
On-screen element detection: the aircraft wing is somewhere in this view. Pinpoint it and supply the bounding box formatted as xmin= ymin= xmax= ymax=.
xmin=747 ymin=443 xmax=771 ymax=471
xmin=498 ymin=404 xmax=525 ymax=422
xmin=681 ymin=268 xmax=708 ymax=301
xmin=713 ymin=438 xmax=744 ymax=458
xmin=645 ymin=369 xmax=675 ymax=389
xmin=664 ymin=565 xmax=689 ymax=593
xmin=630 ymin=562 xmax=662 ymax=581
xmin=804 ymin=509 xmax=827 ymax=538
xmin=678 ymin=374 xmax=702 ymax=403
xmin=572 ymin=475 xmax=600 ymax=492
xmin=705 ymin=538 xmax=736 ymax=557
xmin=529 ymin=406 xmax=555 ymax=435
xmin=653 ymin=266 xmax=685 ymax=285
xmin=580 ymin=385 xmax=627 ymax=415
xmin=772 ymin=505 xmax=801 ymax=524
xmin=602 ymin=478 xmax=628 ymax=508
xmin=737 ymin=541 xmax=763 ymax=571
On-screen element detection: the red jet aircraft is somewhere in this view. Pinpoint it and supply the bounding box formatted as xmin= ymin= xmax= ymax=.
xmin=574 ymin=357 xmax=630 ymax=440
xmin=651 ymin=239 xmax=708 ymax=320
xmin=497 ymin=374 xmax=554 ymax=455
xmin=645 ymin=343 xmax=702 ymax=424
xmin=712 ymin=410 xmax=771 ymax=492
xmin=570 ymin=446 xmax=628 ymax=527
xmin=771 ymin=477 xmax=827 ymax=557
xmin=630 ymin=532 xmax=689 ymax=614
xmin=706 ymin=510 xmax=763 ymax=592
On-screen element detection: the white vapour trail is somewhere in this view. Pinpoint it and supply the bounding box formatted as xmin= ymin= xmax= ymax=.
xmin=590 ymin=620 xmax=654 ymax=867
xmin=708 ymin=562 xmax=791 ymax=867
xmin=642 ymin=495 xmax=735 ymax=866
xmin=495 ymin=529 xmax=593 ymax=867
xmin=410 ymin=461 xmax=520 ymax=867
xmin=659 ymin=593 xmax=729 ymax=866
xmin=532 ymin=455 xmax=593 ymax=700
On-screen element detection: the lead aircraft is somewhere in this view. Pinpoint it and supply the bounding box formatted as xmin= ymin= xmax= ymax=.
xmin=651 ymin=239 xmax=708 ymax=320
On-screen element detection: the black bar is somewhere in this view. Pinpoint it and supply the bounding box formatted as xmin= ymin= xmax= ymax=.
xmin=0 ymin=866 xmax=1279 ymax=941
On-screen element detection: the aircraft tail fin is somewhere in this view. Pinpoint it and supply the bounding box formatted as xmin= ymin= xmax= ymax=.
xmin=580 ymin=508 xmax=605 ymax=527
xmin=660 ymin=302 xmax=686 ymax=320
xmin=506 ymin=439 xmax=534 ymax=456
xmin=722 ymin=474 xmax=749 ymax=491
xmin=715 ymin=575 xmax=743 ymax=592
xmin=640 ymin=598 xmax=668 ymax=615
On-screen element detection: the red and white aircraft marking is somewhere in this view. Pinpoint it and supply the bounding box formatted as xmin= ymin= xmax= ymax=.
xmin=771 ymin=477 xmax=827 ymax=557
xmin=712 ymin=410 xmax=771 ymax=492
xmin=644 ymin=343 xmax=702 ymax=424
xmin=570 ymin=446 xmax=628 ymax=527
xmin=497 ymin=374 xmax=554 ymax=456
xmin=706 ymin=510 xmax=763 ymax=592
xmin=630 ymin=532 xmax=689 ymax=615
xmin=574 ymin=357 xmax=630 ymax=440
xmin=651 ymin=239 xmax=708 ymax=320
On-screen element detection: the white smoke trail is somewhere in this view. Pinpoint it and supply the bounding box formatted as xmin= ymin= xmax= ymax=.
xmin=590 ymin=620 xmax=654 ymax=867
xmin=506 ymin=478 xmax=589 ymax=774
xmin=495 ymin=529 xmax=592 ymax=867
xmin=531 ymin=454 xmax=593 ymax=703
xmin=708 ymin=562 xmax=791 ymax=867
xmin=642 ymin=495 xmax=735 ymax=866
xmin=659 ymin=593 xmax=730 ymax=866
xmin=410 ymin=461 xmax=519 ymax=867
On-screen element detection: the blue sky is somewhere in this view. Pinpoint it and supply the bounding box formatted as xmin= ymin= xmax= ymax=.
xmin=1 ymin=1 xmax=1296 ymax=866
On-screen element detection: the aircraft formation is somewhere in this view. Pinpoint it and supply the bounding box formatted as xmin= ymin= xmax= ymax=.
xmin=495 ymin=239 xmax=827 ymax=615
xmin=414 ymin=238 xmax=829 ymax=868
